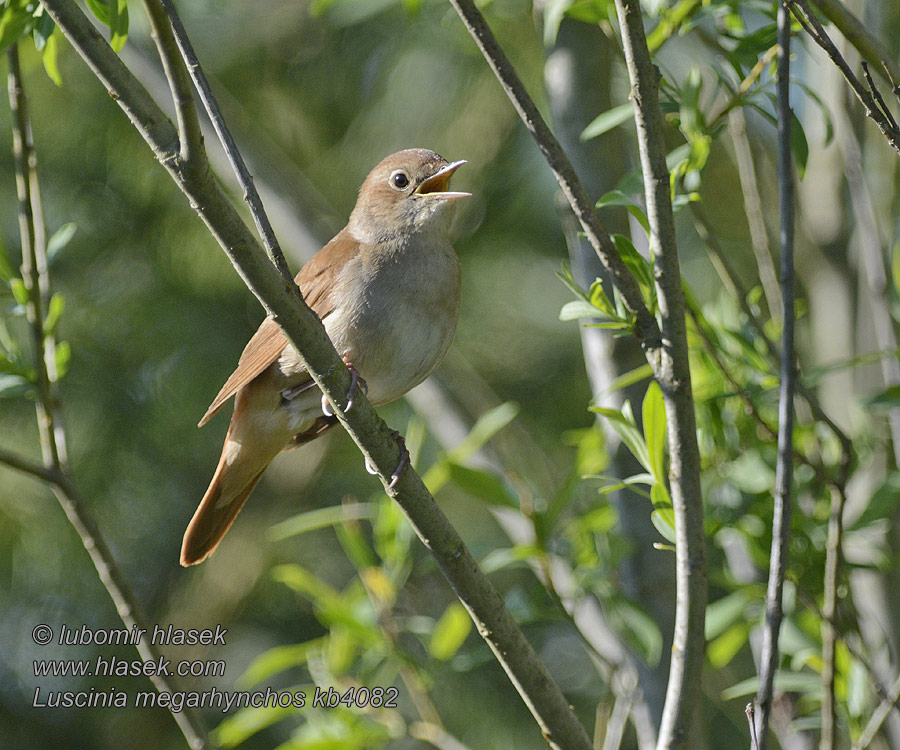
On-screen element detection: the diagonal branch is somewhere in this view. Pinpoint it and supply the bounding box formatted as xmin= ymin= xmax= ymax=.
xmin=785 ymin=0 xmax=900 ymax=156
xmin=446 ymin=0 xmax=663 ymax=354
xmin=38 ymin=1 xmax=593 ymax=747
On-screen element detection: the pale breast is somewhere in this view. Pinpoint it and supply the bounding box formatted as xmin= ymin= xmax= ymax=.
xmin=325 ymin=236 xmax=461 ymax=405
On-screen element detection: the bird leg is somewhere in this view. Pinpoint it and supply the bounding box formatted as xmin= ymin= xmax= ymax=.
xmin=280 ymin=377 xmax=317 ymax=404
xmin=364 ymin=430 xmax=410 ymax=489
xmin=321 ymin=351 xmax=367 ymax=417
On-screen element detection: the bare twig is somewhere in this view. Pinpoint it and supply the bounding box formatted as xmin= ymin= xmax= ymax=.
xmin=38 ymin=1 xmax=593 ymax=747
xmin=785 ymin=0 xmax=900 ymax=155
xmin=153 ymin=0 xmax=291 ymax=280
xmin=727 ymin=107 xmax=783 ymax=321
xmin=5 ymin=44 xmax=209 ymax=750
xmin=611 ymin=0 xmax=707 ymax=746
xmin=746 ymin=703 xmax=759 ymax=750
xmin=755 ymin=5 xmax=795 ymax=748
xmin=0 ymin=446 xmax=61 ymax=484
xmin=812 ymin=0 xmax=900 ymax=85
xmin=854 ymin=673 xmax=900 ymax=750
xmin=446 ymin=0 xmax=663 ymax=353
xmin=820 ymin=486 xmax=848 ymax=750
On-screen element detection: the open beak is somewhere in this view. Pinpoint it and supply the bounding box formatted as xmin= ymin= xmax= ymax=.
xmin=416 ymin=160 xmax=471 ymax=200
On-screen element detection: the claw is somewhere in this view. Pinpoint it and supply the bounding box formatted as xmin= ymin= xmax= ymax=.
xmin=321 ymin=351 xmax=367 ymax=418
xmin=363 ymin=431 xmax=410 ymax=489
xmin=387 ymin=430 xmax=410 ymax=489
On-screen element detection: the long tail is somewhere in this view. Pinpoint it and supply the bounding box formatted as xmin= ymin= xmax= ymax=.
xmin=181 ymin=395 xmax=285 ymax=566
xmin=180 ymin=451 xmax=269 ymax=566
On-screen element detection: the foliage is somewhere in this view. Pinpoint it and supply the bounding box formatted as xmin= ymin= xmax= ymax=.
xmin=2 ymin=0 xmax=900 ymax=748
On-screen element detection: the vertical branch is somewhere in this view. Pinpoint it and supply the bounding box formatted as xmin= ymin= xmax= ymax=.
xmin=6 ymin=44 xmax=209 ymax=750
xmin=754 ymin=4 xmax=796 ymax=748
xmin=820 ymin=486 xmax=846 ymax=750
xmin=611 ymin=1 xmax=707 ymax=748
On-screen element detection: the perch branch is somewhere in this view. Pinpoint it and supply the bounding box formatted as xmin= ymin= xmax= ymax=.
xmin=38 ymin=1 xmax=592 ymax=746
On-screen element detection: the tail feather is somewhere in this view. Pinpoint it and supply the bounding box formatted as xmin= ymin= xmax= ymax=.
xmin=180 ymin=463 xmax=268 ymax=566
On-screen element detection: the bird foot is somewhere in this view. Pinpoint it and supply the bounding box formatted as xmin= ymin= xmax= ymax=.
xmin=364 ymin=430 xmax=410 ymax=490
xmin=322 ymin=352 xmax=368 ymax=417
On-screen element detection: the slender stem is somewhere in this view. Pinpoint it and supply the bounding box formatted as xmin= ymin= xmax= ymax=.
xmin=611 ymin=0 xmax=707 ymax=746
xmin=446 ymin=0 xmax=663 ymax=353
xmin=140 ymin=0 xmax=203 ymax=165
xmin=854 ymin=673 xmax=900 ymax=750
xmin=812 ymin=0 xmax=900 ymax=85
xmin=754 ymin=6 xmax=795 ymax=748
xmin=728 ymin=107 xmax=783 ymax=321
xmin=0 ymin=446 xmax=61 ymax=484
xmin=6 ymin=44 xmax=209 ymax=750
xmin=154 ymin=0 xmax=292 ymax=281
xmin=39 ymin=1 xmax=592 ymax=746
xmin=785 ymin=0 xmax=900 ymax=155
xmin=820 ymin=484 xmax=847 ymax=750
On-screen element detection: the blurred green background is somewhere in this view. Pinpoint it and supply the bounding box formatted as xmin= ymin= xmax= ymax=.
xmin=3 ymin=0 xmax=900 ymax=748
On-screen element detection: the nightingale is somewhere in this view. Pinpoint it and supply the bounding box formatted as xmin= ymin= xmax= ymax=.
xmin=181 ymin=148 xmax=469 ymax=566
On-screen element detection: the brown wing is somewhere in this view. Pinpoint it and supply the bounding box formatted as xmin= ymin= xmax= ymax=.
xmin=198 ymin=229 xmax=361 ymax=426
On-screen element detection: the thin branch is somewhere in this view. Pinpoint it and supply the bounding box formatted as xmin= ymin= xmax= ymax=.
xmin=854 ymin=673 xmax=900 ymax=750
xmin=446 ymin=0 xmax=663 ymax=354
xmin=0 ymin=446 xmax=61 ymax=484
xmin=746 ymin=703 xmax=759 ymax=750
xmin=811 ymin=0 xmax=900 ymax=85
xmin=611 ymin=0 xmax=707 ymax=746
xmin=727 ymin=106 xmax=783 ymax=321
xmin=785 ymin=0 xmax=900 ymax=156
xmin=38 ymin=1 xmax=593 ymax=747
xmin=820 ymin=484 xmax=848 ymax=750
xmin=140 ymin=0 xmax=203 ymax=165
xmin=6 ymin=44 xmax=209 ymax=750
xmin=755 ymin=5 xmax=795 ymax=749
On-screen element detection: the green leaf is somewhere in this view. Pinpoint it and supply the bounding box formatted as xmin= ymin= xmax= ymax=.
xmin=590 ymin=402 xmax=651 ymax=473
xmin=44 ymin=293 xmax=64 ymax=334
xmin=560 ymin=299 xmax=605 ymax=321
xmin=10 ymin=278 xmax=29 ymax=306
xmin=85 ymin=0 xmax=129 ymax=51
xmin=269 ymin=502 xmax=374 ymax=541
xmin=607 ymin=595 xmax=663 ymax=666
xmin=54 ymin=340 xmax=70 ymax=379
xmin=605 ymin=363 xmax=653 ymax=394
xmin=651 ymin=507 xmax=676 ymax=543
xmin=237 ymin=641 xmax=324 ymax=688
xmin=0 ymin=373 xmax=31 ymax=398
xmin=429 ymin=602 xmax=472 ymax=661
xmin=790 ymin=110 xmax=808 ymax=179
xmin=47 ymin=222 xmax=76 ymax=261
xmin=40 ymin=31 xmax=62 ymax=86
xmin=0 ymin=240 xmax=14 ymax=282
xmin=581 ymin=103 xmax=635 ymax=141
xmin=446 ymin=463 xmax=518 ymax=508
xmin=596 ymin=190 xmax=650 ymax=235
xmin=273 ymin=564 xmax=342 ymax=606
xmin=849 ymin=472 xmax=900 ymax=531
xmin=721 ymin=671 xmax=822 ymax=700
xmin=214 ymin=703 xmax=297 ymax=748
xmin=335 ymin=521 xmax=376 ymax=570
xmin=705 ymin=589 xmax=751 ymax=640
xmin=708 ymin=622 xmax=750 ymax=668
xmin=481 ymin=544 xmax=542 ymax=573
xmin=642 ymin=381 xmax=666 ymax=484
xmin=0 ymin=0 xmax=36 ymax=52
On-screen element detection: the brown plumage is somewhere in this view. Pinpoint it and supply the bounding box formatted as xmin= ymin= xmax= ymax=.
xmin=181 ymin=149 xmax=469 ymax=566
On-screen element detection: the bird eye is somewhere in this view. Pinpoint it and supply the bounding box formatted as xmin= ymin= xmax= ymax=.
xmin=390 ymin=171 xmax=410 ymax=190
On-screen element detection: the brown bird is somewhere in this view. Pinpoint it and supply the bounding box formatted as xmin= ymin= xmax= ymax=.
xmin=181 ymin=149 xmax=469 ymax=566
